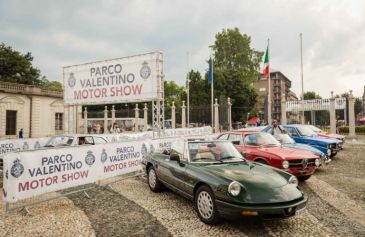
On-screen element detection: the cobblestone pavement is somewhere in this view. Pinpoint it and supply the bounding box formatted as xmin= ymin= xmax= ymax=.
xmin=1 ymin=139 xmax=365 ymax=236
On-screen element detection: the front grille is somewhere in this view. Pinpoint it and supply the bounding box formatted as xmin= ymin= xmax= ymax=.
xmin=288 ymin=158 xmax=317 ymax=168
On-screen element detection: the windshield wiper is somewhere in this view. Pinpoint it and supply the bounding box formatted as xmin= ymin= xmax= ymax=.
xmin=44 ymin=145 xmax=54 ymax=147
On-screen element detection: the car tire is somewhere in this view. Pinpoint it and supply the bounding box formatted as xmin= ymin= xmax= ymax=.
xmin=194 ymin=185 xmax=221 ymax=225
xmin=147 ymin=166 xmax=163 ymax=192
xmin=298 ymin=175 xmax=311 ymax=182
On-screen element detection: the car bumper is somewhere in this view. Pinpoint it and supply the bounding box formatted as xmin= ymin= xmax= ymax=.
xmin=216 ymin=195 xmax=308 ymax=220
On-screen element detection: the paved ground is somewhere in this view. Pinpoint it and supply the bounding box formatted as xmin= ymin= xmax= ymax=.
xmin=1 ymin=139 xmax=365 ymax=237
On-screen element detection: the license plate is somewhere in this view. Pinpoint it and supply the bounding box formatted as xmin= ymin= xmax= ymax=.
xmin=295 ymin=207 xmax=306 ymax=216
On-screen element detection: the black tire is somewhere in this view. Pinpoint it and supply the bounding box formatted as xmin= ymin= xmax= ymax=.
xmin=194 ymin=185 xmax=221 ymax=225
xmin=255 ymin=159 xmax=267 ymax=165
xmin=298 ymin=175 xmax=311 ymax=182
xmin=147 ymin=166 xmax=163 ymax=192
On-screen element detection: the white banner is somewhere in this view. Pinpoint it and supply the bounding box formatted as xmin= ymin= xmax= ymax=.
xmin=63 ymin=52 xmax=163 ymax=105
xmin=163 ymin=126 xmax=212 ymax=137
xmin=0 ymin=138 xmax=49 ymax=157
xmin=3 ymin=140 xmax=146 ymax=203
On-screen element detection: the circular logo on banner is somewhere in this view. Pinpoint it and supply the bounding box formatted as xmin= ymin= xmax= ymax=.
xmin=150 ymin=144 xmax=155 ymax=154
xmin=34 ymin=141 xmax=41 ymax=150
xmin=23 ymin=142 xmax=29 ymax=150
xmin=140 ymin=61 xmax=151 ymax=79
xmin=141 ymin=143 xmax=147 ymax=158
xmin=85 ymin=151 xmax=95 ymax=166
xmin=68 ymin=72 xmax=76 ymax=88
xmin=11 ymin=159 xmax=24 ymax=178
xmin=101 ymin=149 xmax=108 ymax=163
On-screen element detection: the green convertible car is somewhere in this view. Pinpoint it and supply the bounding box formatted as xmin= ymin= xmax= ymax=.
xmin=142 ymin=139 xmax=307 ymax=224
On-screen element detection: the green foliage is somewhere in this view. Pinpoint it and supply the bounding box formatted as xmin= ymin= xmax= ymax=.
xmin=354 ymin=98 xmax=363 ymax=116
xmin=41 ymin=77 xmax=63 ymax=91
xmin=303 ymin=91 xmax=321 ymax=100
xmin=338 ymin=126 xmax=365 ymax=134
xmin=209 ymin=28 xmax=262 ymax=121
xmin=0 ymin=43 xmax=42 ymax=85
xmin=188 ymin=70 xmax=210 ymax=106
xmin=164 ymin=80 xmax=186 ymax=108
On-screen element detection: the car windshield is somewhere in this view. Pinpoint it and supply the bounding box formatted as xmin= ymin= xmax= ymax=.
xmin=275 ymin=134 xmax=295 ymax=144
xmin=44 ymin=136 xmax=74 ymax=147
xmin=188 ymin=141 xmax=244 ymax=163
xmin=244 ymin=133 xmax=281 ymax=146
xmin=308 ymin=125 xmax=322 ymax=133
xmin=297 ymin=126 xmax=317 ymax=136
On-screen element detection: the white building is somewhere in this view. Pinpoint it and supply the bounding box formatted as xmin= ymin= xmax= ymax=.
xmin=0 ymin=82 xmax=71 ymax=139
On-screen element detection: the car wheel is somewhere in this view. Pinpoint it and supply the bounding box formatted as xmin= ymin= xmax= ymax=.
xmin=255 ymin=159 xmax=267 ymax=165
xmin=298 ymin=175 xmax=311 ymax=182
xmin=195 ymin=185 xmax=221 ymax=225
xmin=148 ymin=166 xmax=163 ymax=192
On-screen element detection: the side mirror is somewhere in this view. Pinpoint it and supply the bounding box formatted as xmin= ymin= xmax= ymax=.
xmin=240 ymin=151 xmax=247 ymax=158
xmin=170 ymin=153 xmax=180 ymax=163
xmin=231 ymin=140 xmax=240 ymax=145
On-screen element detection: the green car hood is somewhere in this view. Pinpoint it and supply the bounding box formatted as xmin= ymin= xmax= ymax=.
xmin=200 ymin=161 xmax=302 ymax=203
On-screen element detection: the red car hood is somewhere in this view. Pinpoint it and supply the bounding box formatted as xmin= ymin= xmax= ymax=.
xmin=258 ymin=146 xmax=318 ymax=160
xmin=317 ymin=132 xmax=344 ymax=140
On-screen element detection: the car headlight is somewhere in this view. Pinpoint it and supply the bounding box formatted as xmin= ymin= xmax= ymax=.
xmin=282 ymin=160 xmax=289 ymax=169
xmin=327 ymin=149 xmax=331 ymax=156
xmin=327 ymin=144 xmax=332 ymax=148
xmin=315 ymin=158 xmax=320 ymax=167
xmin=288 ymin=176 xmax=298 ymax=186
xmin=228 ymin=181 xmax=241 ymax=197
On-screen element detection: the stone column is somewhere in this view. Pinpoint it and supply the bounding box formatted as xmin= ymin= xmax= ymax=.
xmin=227 ymin=97 xmax=232 ymax=131
xmin=214 ymin=98 xmax=219 ymax=133
xmin=143 ymin=103 xmax=148 ymax=131
xmin=134 ymin=104 xmax=139 ymax=132
xmin=171 ymin=102 xmax=176 ymax=129
xmin=111 ymin=105 xmax=116 ymax=125
xmin=64 ymin=105 xmax=69 ymax=134
xmin=83 ymin=107 xmax=88 ymax=134
xmin=76 ymin=105 xmax=82 ymax=133
xmin=281 ymin=93 xmax=287 ymax=125
xmin=181 ymin=101 xmax=186 ymax=128
xmin=104 ymin=106 xmax=108 ymax=134
xmin=69 ymin=105 xmax=74 ymax=134
xmin=329 ymin=91 xmax=336 ymax=134
xmin=348 ymin=90 xmax=356 ymax=138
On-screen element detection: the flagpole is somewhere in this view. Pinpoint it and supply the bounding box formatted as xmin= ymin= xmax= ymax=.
xmin=300 ymin=33 xmax=304 ymax=124
xmin=187 ymin=51 xmax=190 ymax=127
xmin=267 ymin=38 xmax=272 ymax=125
xmin=211 ymin=57 xmax=214 ymax=131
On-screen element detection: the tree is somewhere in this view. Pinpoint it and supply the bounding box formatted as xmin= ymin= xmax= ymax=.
xmin=303 ymin=91 xmax=321 ymax=100
xmin=188 ymin=70 xmax=210 ymax=106
xmin=209 ymin=28 xmax=262 ymax=121
xmin=41 ymin=77 xmax=63 ymax=91
xmin=0 ymin=43 xmax=43 ymax=85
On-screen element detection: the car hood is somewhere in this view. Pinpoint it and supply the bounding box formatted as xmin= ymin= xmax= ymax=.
xmin=317 ymin=132 xmax=345 ymax=140
xmin=283 ymin=143 xmax=323 ymax=156
xmin=201 ymin=161 xmax=302 ymax=203
xmin=300 ymin=135 xmax=339 ymax=144
xmin=256 ymin=146 xmax=317 ymax=160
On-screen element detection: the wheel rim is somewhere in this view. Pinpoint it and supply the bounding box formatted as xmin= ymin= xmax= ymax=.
xmin=197 ymin=191 xmax=214 ymax=219
xmin=148 ymin=169 xmax=156 ymax=188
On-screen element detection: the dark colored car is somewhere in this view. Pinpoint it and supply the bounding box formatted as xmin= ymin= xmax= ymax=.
xmin=217 ymin=131 xmax=320 ymax=181
xmin=262 ymin=125 xmax=340 ymax=157
xmin=142 ymin=139 xmax=307 ymax=224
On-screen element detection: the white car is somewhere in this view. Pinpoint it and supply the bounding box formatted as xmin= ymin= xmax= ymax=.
xmin=44 ymin=134 xmax=109 ymax=147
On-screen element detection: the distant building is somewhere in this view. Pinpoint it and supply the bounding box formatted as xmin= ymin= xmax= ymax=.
xmin=253 ymin=70 xmax=297 ymax=122
xmin=0 ymin=81 xmax=65 ymax=139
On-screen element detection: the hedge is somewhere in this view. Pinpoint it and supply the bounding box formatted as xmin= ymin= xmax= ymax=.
xmin=338 ymin=126 xmax=365 ymax=134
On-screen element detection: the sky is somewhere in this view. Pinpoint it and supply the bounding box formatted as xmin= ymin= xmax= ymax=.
xmin=1 ymin=0 xmax=365 ymax=98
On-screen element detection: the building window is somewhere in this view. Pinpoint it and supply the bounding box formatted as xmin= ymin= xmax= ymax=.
xmin=6 ymin=110 xmax=17 ymax=135
xmin=55 ymin=113 xmax=63 ymax=130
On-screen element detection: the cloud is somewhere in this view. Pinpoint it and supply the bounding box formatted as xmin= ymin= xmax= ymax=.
xmin=1 ymin=0 xmax=364 ymax=98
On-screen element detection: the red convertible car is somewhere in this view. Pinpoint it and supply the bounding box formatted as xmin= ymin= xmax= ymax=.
xmin=217 ymin=131 xmax=320 ymax=181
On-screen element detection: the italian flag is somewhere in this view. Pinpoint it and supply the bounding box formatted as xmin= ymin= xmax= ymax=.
xmin=263 ymin=46 xmax=269 ymax=78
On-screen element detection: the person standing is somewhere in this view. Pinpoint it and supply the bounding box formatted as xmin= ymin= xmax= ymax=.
xmin=271 ymin=120 xmax=284 ymax=136
xmin=18 ymin=128 xmax=24 ymax=138
xmin=256 ymin=118 xmax=261 ymax=127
